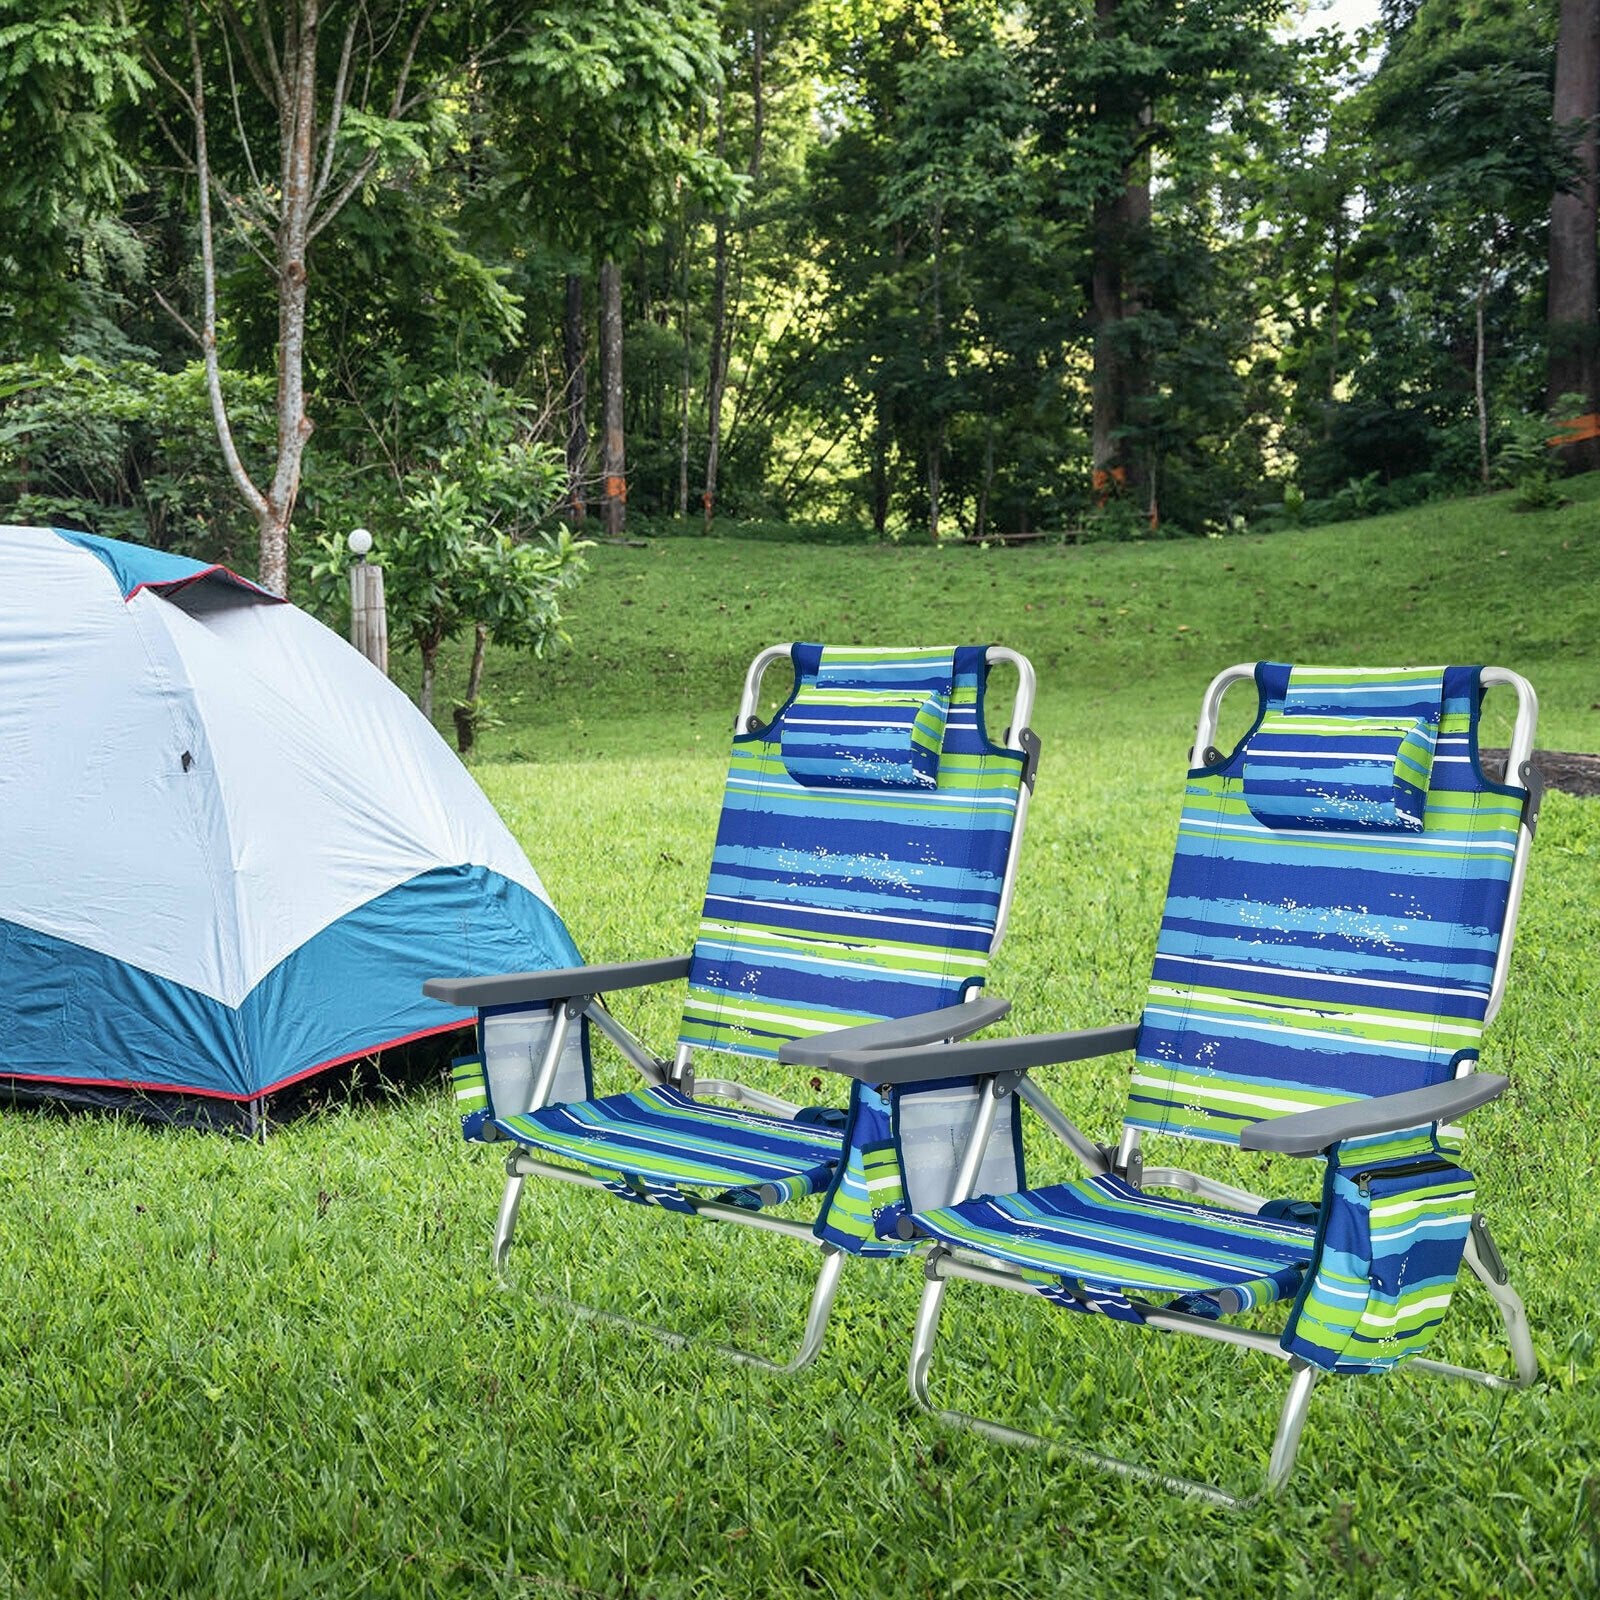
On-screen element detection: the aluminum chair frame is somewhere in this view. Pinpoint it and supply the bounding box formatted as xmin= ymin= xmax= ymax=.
xmin=428 ymin=644 xmax=1038 ymax=1374
xmin=799 ymin=663 xmax=1541 ymax=1504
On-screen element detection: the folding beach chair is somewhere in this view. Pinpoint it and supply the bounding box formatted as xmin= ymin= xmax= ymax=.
xmin=426 ymin=642 xmax=1038 ymax=1370
xmin=785 ymin=662 xmax=1541 ymax=1502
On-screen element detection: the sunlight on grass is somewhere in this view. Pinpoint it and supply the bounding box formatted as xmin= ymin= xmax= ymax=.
xmin=2 ymin=494 xmax=1599 ymax=1597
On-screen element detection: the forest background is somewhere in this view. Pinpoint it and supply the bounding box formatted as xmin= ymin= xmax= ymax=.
xmin=1 ymin=0 xmax=1597 ymax=707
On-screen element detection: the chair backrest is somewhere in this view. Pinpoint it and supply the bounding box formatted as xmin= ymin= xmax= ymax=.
xmin=678 ymin=644 xmax=1032 ymax=1062
xmin=1127 ymin=663 xmax=1531 ymax=1146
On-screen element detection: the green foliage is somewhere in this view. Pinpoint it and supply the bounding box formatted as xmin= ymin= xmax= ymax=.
xmin=0 ymin=0 xmax=1592 ymax=579
xmin=0 ymin=0 xmax=151 ymax=354
xmin=0 ymin=356 xmax=272 ymax=559
xmin=1495 ymin=399 xmax=1581 ymax=512
xmin=496 ymin=0 xmax=736 ymax=259
xmin=301 ymin=411 xmax=587 ymax=730
xmin=1306 ymin=0 xmax=1561 ymax=484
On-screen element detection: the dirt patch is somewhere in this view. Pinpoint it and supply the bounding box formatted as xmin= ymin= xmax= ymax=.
xmin=1481 ymin=748 xmax=1600 ymax=798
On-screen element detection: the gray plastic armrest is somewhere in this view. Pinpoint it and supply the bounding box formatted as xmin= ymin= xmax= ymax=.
xmin=815 ymin=1022 xmax=1141 ymax=1086
xmin=1239 ymin=1074 xmax=1509 ymax=1156
xmin=777 ymin=998 xmax=1012 ymax=1068
xmin=423 ymin=955 xmax=693 ymax=1009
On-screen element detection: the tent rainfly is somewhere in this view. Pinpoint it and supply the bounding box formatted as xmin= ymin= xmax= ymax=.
xmin=0 ymin=526 xmax=580 ymax=1123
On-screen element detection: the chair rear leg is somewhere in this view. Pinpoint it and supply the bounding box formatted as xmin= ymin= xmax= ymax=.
xmin=1465 ymin=1222 xmax=1538 ymax=1386
xmin=492 ymin=1166 xmax=526 ymax=1275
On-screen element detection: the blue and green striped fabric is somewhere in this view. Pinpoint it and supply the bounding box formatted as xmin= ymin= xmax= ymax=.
xmin=913 ymin=663 xmax=1522 ymax=1351
xmin=494 ymin=644 xmax=1028 ymax=1233
xmin=1280 ymin=1129 xmax=1476 ymax=1373
xmin=812 ymin=1081 xmax=917 ymax=1257
xmin=1130 ymin=663 xmax=1522 ymax=1144
xmin=915 ymin=1174 xmax=1317 ymax=1311
xmin=1242 ymin=708 xmax=1436 ymax=831
xmin=780 ymin=650 xmax=950 ymax=789
xmin=498 ymin=1085 xmax=842 ymax=1199
xmin=680 ymin=644 xmax=1027 ymax=1060
xmin=453 ymin=1055 xmax=490 ymax=1140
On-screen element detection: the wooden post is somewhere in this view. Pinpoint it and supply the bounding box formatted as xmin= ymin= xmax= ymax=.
xmin=349 ymin=557 xmax=388 ymax=675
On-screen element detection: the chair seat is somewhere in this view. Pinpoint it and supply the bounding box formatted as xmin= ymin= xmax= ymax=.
xmin=914 ymin=1175 xmax=1316 ymax=1300
xmin=498 ymin=1086 xmax=844 ymax=1197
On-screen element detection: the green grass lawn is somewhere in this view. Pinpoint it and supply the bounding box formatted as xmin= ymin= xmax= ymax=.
xmin=2 ymin=485 xmax=1599 ymax=1596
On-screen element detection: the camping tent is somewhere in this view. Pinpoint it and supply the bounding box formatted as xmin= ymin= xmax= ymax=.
xmin=0 ymin=525 xmax=580 ymax=1123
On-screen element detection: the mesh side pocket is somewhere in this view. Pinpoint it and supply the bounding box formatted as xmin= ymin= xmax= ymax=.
xmin=1281 ymin=1134 xmax=1475 ymax=1375
xmin=813 ymin=1078 xmax=1025 ymax=1255
xmin=479 ymin=1004 xmax=593 ymax=1120
xmin=893 ymin=1079 xmax=1022 ymax=1213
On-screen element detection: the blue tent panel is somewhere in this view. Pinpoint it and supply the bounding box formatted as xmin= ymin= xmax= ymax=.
xmin=50 ymin=527 xmax=273 ymax=602
xmin=0 ymin=866 xmax=579 ymax=1100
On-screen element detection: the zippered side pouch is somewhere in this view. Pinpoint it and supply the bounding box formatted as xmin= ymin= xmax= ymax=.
xmin=1281 ymin=1131 xmax=1476 ymax=1375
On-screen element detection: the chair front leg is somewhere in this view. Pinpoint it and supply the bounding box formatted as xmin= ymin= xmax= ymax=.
xmin=908 ymin=1266 xmax=949 ymax=1416
xmin=1263 ymin=1360 xmax=1319 ymax=1497
xmin=491 ymin=1166 xmax=526 ymax=1275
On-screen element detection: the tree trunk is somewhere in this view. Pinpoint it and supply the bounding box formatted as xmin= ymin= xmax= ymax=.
xmin=1090 ymin=180 xmax=1147 ymax=502
xmin=1329 ymin=210 xmax=1343 ymax=401
xmin=1548 ymin=0 xmax=1600 ymax=471
xmin=419 ymin=637 xmax=439 ymax=724
xmin=871 ymin=393 xmax=891 ymax=537
xmin=1088 ymin=0 xmax=1151 ymax=504
xmin=257 ymin=0 xmax=321 ymax=598
xmin=677 ymin=224 xmax=693 ymax=516
xmin=599 ymin=258 xmax=626 ymax=536
xmin=927 ymin=203 xmax=945 ymax=542
xmin=455 ymin=621 xmax=489 ymax=755
xmin=708 ymin=21 xmax=766 ymax=515
xmin=563 ymin=272 xmax=589 ymax=522
xmin=1476 ymin=280 xmax=1491 ymax=485
xmin=702 ymin=220 xmax=730 ymax=528
xmin=702 ymin=82 xmax=731 ymax=530
xmin=976 ymin=417 xmax=994 ymax=542
xmin=702 ymin=25 xmax=765 ymax=531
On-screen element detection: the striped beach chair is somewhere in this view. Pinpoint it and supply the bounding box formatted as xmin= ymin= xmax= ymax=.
xmin=789 ymin=662 xmax=1542 ymax=1502
xmin=426 ymin=642 xmax=1038 ymax=1370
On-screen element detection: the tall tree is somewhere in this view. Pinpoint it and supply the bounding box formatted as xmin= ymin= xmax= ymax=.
xmin=878 ymin=11 xmax=1043 ymax=538
xmin=702 ymin=0 xmax=784 ymax=527
xmin=1547 ymin=0 xmax=1600 ymax=469
xmin=563 ymin=272 xmax=589 ymax=519
xmin=1030 ymin=0 xmax=1284 ymax=515
xmin=1369 ymin=62 xmax=1563 ymax=481
xmin=146 ymin=0 xmax=449 ymax=594
xmin=597 ymin=258 xmax=626 ymax=535
xmin=494 ymin=0 xmax=732 ymax=536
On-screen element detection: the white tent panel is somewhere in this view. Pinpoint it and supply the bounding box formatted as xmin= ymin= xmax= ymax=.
xmin=0 ymin=528 xmax=241 ymax=1000
xmin=151 ymin=591 xmax=554 ymax=999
